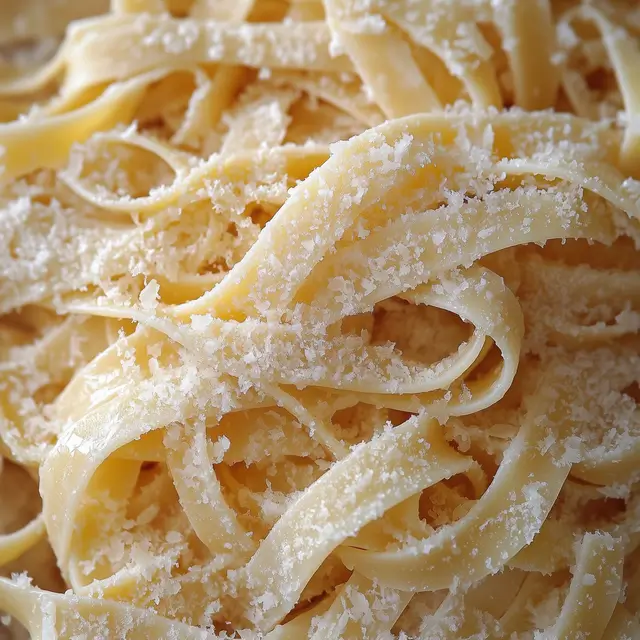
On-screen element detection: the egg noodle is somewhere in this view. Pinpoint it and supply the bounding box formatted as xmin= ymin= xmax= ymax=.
xmin=1 ymin=0 xmax=640 ymax=638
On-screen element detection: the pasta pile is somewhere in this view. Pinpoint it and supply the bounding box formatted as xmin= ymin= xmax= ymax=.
xmin=2 ymin=0 xmax=640 ymax=638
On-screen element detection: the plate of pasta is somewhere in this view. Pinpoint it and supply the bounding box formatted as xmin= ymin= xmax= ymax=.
xmin=1 ymin=0 xmax=640 ymax=638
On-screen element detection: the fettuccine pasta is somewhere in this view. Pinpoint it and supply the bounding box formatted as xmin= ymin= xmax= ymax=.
xmin=2 ymin=0 xmax=640 ymax=638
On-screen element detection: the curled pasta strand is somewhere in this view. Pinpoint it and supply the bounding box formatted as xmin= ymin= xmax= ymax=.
xmin=338 ymin=387 xmax=573 ymax=591
xmin=550 ymin=532 xmax=623 ymax=640
xmin=0 ymin=514 xmax=46 ymax=567
xmin=61 ymin=16 xmax=349 ymax=94
xmin=491 ymin=0 xmax=558 ymax=110
xmin=242 ymin=414 xmax=473 ymax=631
xmin=0 ymin=577 xmax=209 ymax=640
xmin=0 ymin=72 xmax=158 ymax=180
xmin=164 ymin=419 xmax=256 ymax=558
xmin=561 ymin=4 xmax=640 ymax=177
xmin=61 ymin=141 xmax=329 ymax=214
xmin=384 ymin=1 xmax=502 ymax=108
xmin=324 ymin=0 xmax=443 ymax=117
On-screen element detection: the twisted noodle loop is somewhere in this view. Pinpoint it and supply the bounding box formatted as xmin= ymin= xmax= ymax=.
xmin=12 ymin=113 xmax=640 ymax=636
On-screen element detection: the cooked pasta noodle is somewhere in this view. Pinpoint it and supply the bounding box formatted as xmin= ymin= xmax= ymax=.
xmin=2 ymin=0 xmax=640 ymax=638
